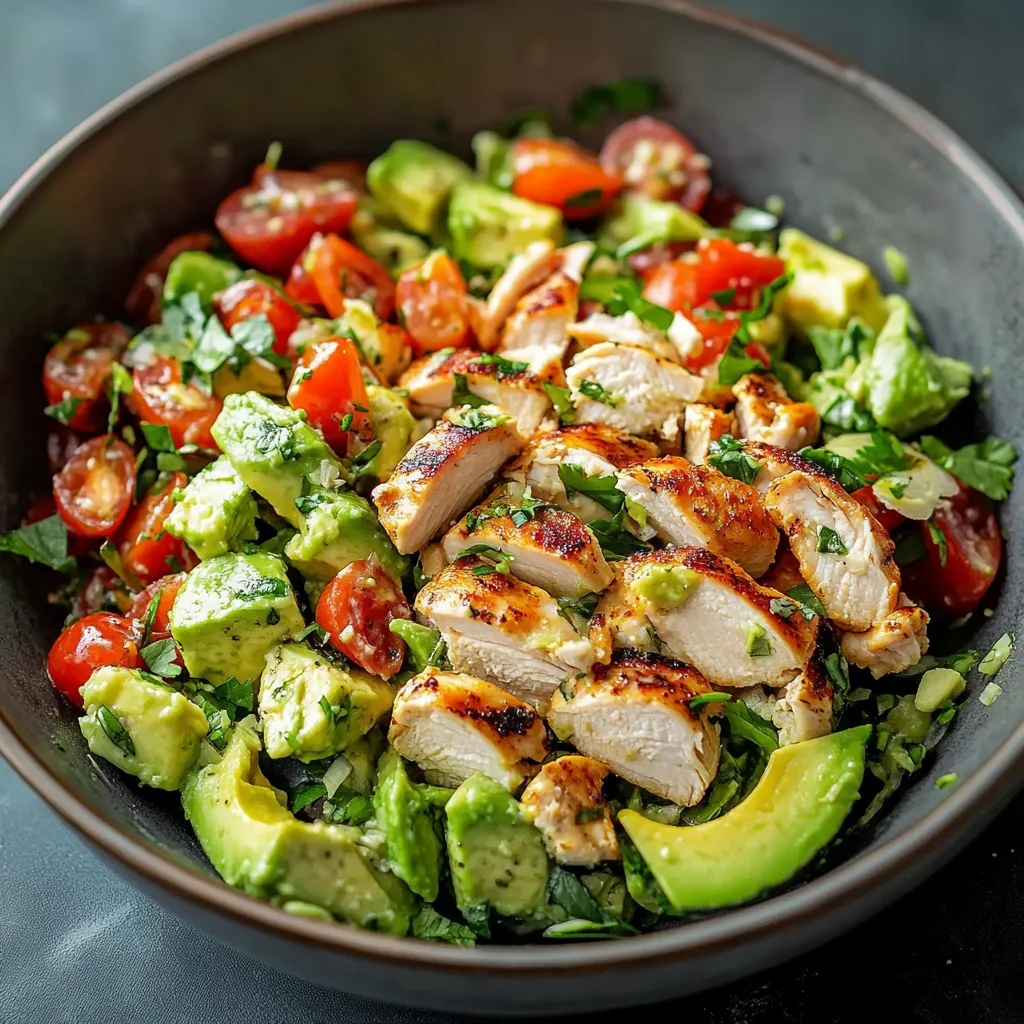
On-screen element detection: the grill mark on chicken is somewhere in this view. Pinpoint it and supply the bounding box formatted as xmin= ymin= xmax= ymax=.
xmin=591 ymin=649 xmax=710 ymax=704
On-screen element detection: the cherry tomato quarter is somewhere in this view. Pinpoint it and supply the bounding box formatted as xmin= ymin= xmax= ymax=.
xmin=125 ymin=232 xmax=215 ymax=326
xmin=130 ymin=355 xmax=222 ymax=449
xmin=287 ymin=337 xmax=371 ymax=452
xmin=311 ymin=233 xmax=395 ymax=320
xmin=53 ymin=435 xmax=136 ymax=538
xmin=396 ymin=252 xmax=471 ymax=352
xmin=512 ymin=139 xmax=621 ymax=219
xmin=47 ymin=612 xmax=141 ymax=708
xmin=43 ymin=323 xmax=131 ymax=432
xmin=117 ymin=473 xmax=195 ymax=584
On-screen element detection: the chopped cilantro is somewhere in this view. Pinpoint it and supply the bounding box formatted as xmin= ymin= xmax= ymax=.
xmin=140 ymin=638 xmax=182 ymax=679
xmin=816 ymin=525 xmax=848 ymax=555
xmin=744 ymin=623 xmax=773 ymax=657
xmin=710 ymin=287 xmax=737 ymax=306
xmin=606 ymin=279 xmax=674 ymax=333
xmin=919 ymin=435 xmax=1017 ymax=501
xmin=577 ymin=379 xmax=622 ymax=406
xmin=107 ymin=362 xmax=134 ymax=432
xmin=411 ymin=906 xmax=477 ymax=947
xmin=769 ymin=597 xmax=801 ymax=620
xmin=542 ymin=382 xmax=576 ymax=424
xmin=785 ymin=583 xmax=824 ymax=618
xmin=587 ymin=506 xmax=651 ymax=560
xmin=457 ymin=544 xmax=513 ymax=576
xmin=720 ymin=700 xmax=778 ymax=753
xmin=570 ymin=78 xmax=663 ymax=124
xmin=44 ymin=396 xmax=85 ymax=426
xmin=707 ymin=434 xmax=761 ymax=484
xmin=476 ymin=352 xmax=528 ymax=377
xmin=925 ymin=517 xmax=948 ymax=567
xmin=893 ymin=530 xmax=927 ymax=566
xmin=291 ymin=781 xmax=327 ymax=815
xmin=556 ymin=592 xmax=600 ymax=631
xmin=96 ymin=705 xmax=135 ymax=757
xmin=348 ymin=439 xmax=382 ymax=472
xmin=557 ymin=464 xmax=624 ymax=513
xmin=140 ymin=423 xmax=176 ymax=452
xmin=0 ymin=515 xmax=76 ymax=574
xmin=452 ymin=371 xmax=490 ymax=409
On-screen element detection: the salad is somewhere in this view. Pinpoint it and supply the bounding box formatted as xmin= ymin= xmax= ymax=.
xmin=8 ymin=79 xmax=1018 ymax=943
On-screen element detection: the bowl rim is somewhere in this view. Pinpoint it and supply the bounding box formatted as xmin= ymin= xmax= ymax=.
xmin=2 ymin=0 xmax=1024 ymax=975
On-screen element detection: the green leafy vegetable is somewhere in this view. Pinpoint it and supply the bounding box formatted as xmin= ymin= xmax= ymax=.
xmin=571 ymin=78 xmax=663 ymax=124
xmin=547 ymin=866 xmax=608 ymax=923
xmin=785 ymin=583 xmax=824 ymax=618
xmin=586 ymin=505 xmax=651 ymax=560
xmin=140 ymin=638 xmax=182 ymax=679
xmin=476 ymin=352 xmax=528 ymax=377
xmin=797 ymin=447 xmax=867 ymax=491
xmin=564 ymin=188 xmax=604 ymax=209
xmin=0 ymin=515 xmax=76 ymax=574
xmin=44 ymin=396 xmax=85 ymax=426
xmin=578 ymin=379 xmax=622 ymax=406
xmin=348 ymin=439 xmax=383 ymax=472
xmin=925 ymin=517 xmax=948 ymax=567
xmin=606 ymin=279 xmax=674 ymax=332
xmin=744 ymin=623 xmax=773 ymax=657
xmin=542 ymin=382 xmax=576 ymax=424
xmin=557 ymin=464 xmax=624 ymax=513
xmin=213 ymin=677 xmax=255 ymax=715
xmin=556 ymin=592 xmax=600 ymax=632
xmin=96 ymin=705 xmax=135 ymax=757
xmin=707 ymin=434 xmax=762 ymax=484
xmin=107 ymin=362 xmax=134 ymax=431
xmin=816 ymin=525 xmax=848 ymax=555
xmin=893 ymin=530 xmax=927 ymax=566
xmin=291 ymin=781 xmax=327 ymax=815
xmin=140 ymin=423 xmax=176 ymax=453
xmin=768 ymin=597 xmax=802 ymax=619
xmin=720 ymin=700 xmax=778 ymax=753
xmin=411 ymin=906 xmax=477 ymax=947
xmin=919 ymin=435 xmax=1018 ymax=501
xmin=688 ymin=691 xmax=733 ymax=708
xmin=575 ymin=806 xmax=607 ymax=825
xmin=808 ymin=318 xmax=873 ymax=371
xmin=716 ymin=337 xmax=765 ymax=387
xmin=451 ymin=372 xmax=490 ymax=409
xmin=457 ymin=544 xmax=513 ymax=576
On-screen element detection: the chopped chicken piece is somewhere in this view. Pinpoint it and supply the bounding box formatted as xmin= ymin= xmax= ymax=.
xmin=557 ymin=240 xmax=596 ymax=283
xmin=566 ymin=342 xmax=703 ymax=436
xmin=474 ymin=240 xmax=556 ymax=350
xmin=389 ymin=670 xmax=548 ymax=790
xmin=499 ymin=269 xmax=579 ymax=379
xmin=372 ymin=405 xmax=525 ymax=554
xmin=417 ymin=542 xmax=447 ymax=581
xmin=589 ymin=548 xmax=818 ymax=688
xmin=759 ymin=545 xmax=805 ymax=595
xmin=771 ymin=658 xmax=835 ymax=746
xmin=547 ymin=650 xmax=721 ymax=807
xmin=764 ymin=470 xmax=900 ymax=632
xmin=520 ymin=755 xmax=619 ymax=866
xmin=683 ymin=403 xmax=737 ymax=465
xmin=741 ymin=441 xmax=831 ymax=495
xmin=443 ymin=484 xmax=613 ymax=598
xmin=733 ymin=372 xmax=821 ymax=450
xmin=415 ymin=556 xmax=597 ymax=711
xmin=616 ymin=456 xmax=779 ymax=578
xmin=567 ymin=311 xmax=679 ymax=361
xmin=841 ymin=596 xmax=930 ymax=679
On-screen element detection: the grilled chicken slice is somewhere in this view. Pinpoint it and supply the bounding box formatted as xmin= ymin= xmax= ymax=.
xmin=372 ymin=405 xmax=525 ymax=554
xmin=473 ymin=240 xmax=556 ymax=350
xmin=841 ymin=597 xmax=930 ymax=678
xmin=547 ymin=650 xmax=721 ymax=807
xmin=398 ymin=349 xmax=551 ymax=434
xmin=616 ymin=456 xmax=779 ymax=578
xmin=771 ymin=658 xmax=835 ymax=746
xmin=565 ymin=342 xmax=702 ymax=437
xmin=566 ymin=311 xmax=679 ymax=361
xmin=683 ymin=403 xmax=737 ymax=465
xmin=442 ymin=484 xmax=614 ymax=598
xmin=589 ymin=548 xmax=818 ymax=688
xmin=733 ymin=373 xmax=821 ymax=450
xmin=504 ymin=424 xmax=659 ymax=521
xmin=520 ymin=756 xmax=620 ymax=866
xmin=764 ymin=470 xmax=900 ymax=632
xmin=740 ymin=441 xmax=831 ymax=495
xmin=389 ymin=670 xmax=548 ymax=790
xmin=415 ymin=556 xmax=597 ymax=711
xmin=498 ymin=269 xmax=579 ymax=380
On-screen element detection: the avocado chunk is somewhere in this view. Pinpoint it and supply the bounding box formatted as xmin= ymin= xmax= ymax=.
xmin=366 ymin=140 xmax=473 ymax=236
xmin=374 ymin=748 xmax=446 ymax=901
xmin=163 ymin=251 xmax=242 ymax=311
xmin=359 ymin=385 xmax=417 ymax=482
xmin=79 ymin=666 xmax=208 ymax=791
xmin=164 ymin=456 xmax=259 ymax=560
xmin=599 ymin=192 xmax=708 ymax=257
xmin=169 ymin=550 xmax=304 ymax=685
xmin=350 ymin=197 xmax=431 ymax=276
xmin=619 ymin=725 xmax=870 ymax=912
xmin=210 ymin=391 xmax=347 ymax=528
xmin=182 ymin=720 xmax=412 ymax=933
xmin=777 ymin=228 xmax=888 ymax=332
xmin=445 ymin=772 xmax=550 ymax=921
xmin=259 ymin=643 xmax=395 ymax=762
xmin=448 ymin=181 xmax=563 ymax=269
xmin=283 ymin=488 xmax=408 ymax=584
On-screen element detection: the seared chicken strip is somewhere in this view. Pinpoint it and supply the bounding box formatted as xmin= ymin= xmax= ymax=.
xmin=389 ymin=670 xmax=548 ymax=790
xmin=547 ymin=650 xmax=721 ymax=807
xmin=372 ymin=405 xmax=525 ymax=554
xmin=841 ymin=597 xmax=929 ymax=678
xmin=415 ymin=556 xmax=597 ymax=711
xmin=684 ymin=404 xmax=737 ymax=465
xmin=473 ymin=240 xmax=556 ymax=350
xmin=741 ymin=441 xmax=831 ymax=495
xmin=565 ymin=342 xmax=702 ymax=437
xmin=617 ymin=457 xmax=779 ymax=578
xmin=442 ymin=484 xmax=613 ymax=598
xmin=520 ymin=756 xmax=619 ymax=866
xmin=566 ymin=311 xmax=679 ymax=361
xmin=589 ymin=548 xmax=818 ymax=688
xmin=498 ymin=268 xmax=579 ymax=379
xmin=764 ymin=470 xmax=900 ymax=632
xmin=771 ymin=658 xmax=835 ymax=746
xmin=733 ymin=373 xmax=821 ymax=450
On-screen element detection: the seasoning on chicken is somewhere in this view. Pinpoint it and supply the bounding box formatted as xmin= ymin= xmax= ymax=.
xmin=732 ymin=372 xmax=821 ymax=450
xmin=771 ymin=658 xmax=835 ymax=746
xmin=389 ymin=669 xmax=548 ymax=790
xmin=498 ymin=267 xmax=580 ymax=380
xmin=841 ymin=597 xmax=930 ymax=679
xmin=520 ymin=755 xmax=620 ymax=866
xmin=739 ymin=441 xmax=832 ymax=495
xmin=472 ymin=239 xmax=556 ymax=350
xmin=684 ymin=403 xmax=737 ymax=465
xmin=566 ymin=311 xmax=680 ymax=361
xmin=547 ymin=650 xmax=721 ymax=807
xmin=764 ymin=469 xmax=900 ymax=632
xmin=372 ymin=405 xmax=525 ymax=554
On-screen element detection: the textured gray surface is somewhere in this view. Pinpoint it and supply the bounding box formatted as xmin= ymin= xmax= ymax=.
xmin=1 ymin=1 xmax=1023 ymax=1021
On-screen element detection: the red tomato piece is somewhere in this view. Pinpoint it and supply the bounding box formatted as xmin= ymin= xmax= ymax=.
xmin=130 ymin=355 xmax=222 ymax=449
xmin=626 ymin=240 xmax=697 ymax=280
xmin=72 ymin=566 xmax=133 ymax=619
xmin=47 ymin=612 xmax=142 ymax=708
xmin=312 ymin=233 xmax=395 ymax=320
xmin=215 ymin=166 xmax=358 ymax=274
xmin=850 ymin=486 xmax=905 ymax=535
xmin=316 ymin=559 xmax=412 ymax=678
xmin=43 ymin=323 xmax=131 ymax=432
xmin=285 ymin=239 xmax=325 ymax=308
xmin=396 ymin=252 xmax=471 ymax=352
xmin=512 ymin=139 xmax=622 ymax=220
xmin=217 ymin=278 xmax=302 ymax=355
xmin=117 ymin=473 xmax=194 ymax=584
xmin=129 ymin=572 xmax=186 ymax=641
xmin=287 ymin=337 xmax=370 ymax=452
xmin=311 ymin=159 xmax=368 ymax=193
xmin=125 ymin=231 xmax=215 ymax=326
xmin=599 ymin=116 xmax=711 ymax=212
xmin=53 ymin=435 xmax=136 ymax=538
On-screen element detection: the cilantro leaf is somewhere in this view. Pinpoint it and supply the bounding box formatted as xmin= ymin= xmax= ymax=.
xmin=291 ymin=781 xmax=327 ymax=815
xmin=0 ymin=515 xmax=76 ymax=573
xmin=97 ymin=705 xmax=135 ymax=757
xmin=107 ymin=362 xmax=134 ymax=432
xmin=140 ymin=423 xmax=176 ymax=453
xmin=44 ymin=396 xmax=85 ymax=426
xmin=925 ymin=517 xmax=948 ymax=566
xmin=786 ymin=583 xmax=824 ymax=618
xmin=546 ymin=866 xmax=607 ymax=923
xmin=717 ymin=337 xmax=765 ymax=386
xmin=476 ymin=352 xmax=528 ymax=377
xmin=606 ymin=278 xmax=674 ymax=332
xmin=556 ymin=592 xmax=600 ymax=631
xmin=720 ymin=700 xmax=778 ymax=753
xmin=707 ymin=434 xmax=761 ymax=484
xmin=919 ymin=435 xmax=1018 ymax=501
xmin=852 ymin=430 xmax=911 ymax=479
xmin=213 ymin=677 xmax=255 ymax=716
xmin=744 ymin=623 xmax=773 ymax=657
xmin=571 ymin=78 xmax=662 ymax=124
xmin=557 ymin=464 xmax=624 ymax=513
xmin=797 ymin=447 xmax=867 ymax=491
xmin=411 ymin=906 xmax=477 ymax=947
xmin=452 ymin=372 xmax=490 ymax=409
xmin=817 ymin=525 xmax=848 ymax=555
xmin=542 ymin=382 xmax=576 ymax=425
xmin=587 ymin=506 xmax=651 ymax=561
xmin=457 ymin=544 xmax=513 ymax=576
xmin=577 ymin=379 xmax=622 ymax=406
xmin=140 ymin=638 xmax=182 ymax=678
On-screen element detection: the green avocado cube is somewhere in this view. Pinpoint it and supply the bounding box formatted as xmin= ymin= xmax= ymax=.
xmin=350 ymin=197 xmax=431 ymax=276
xmin=259 ymin=643 xmax=395 ymax=762
xmin=210 ymin=391 xmax=347 ymax=528
xmin=164 ymin=456 xmax=259 ymax=560
xmin=169 ymin=550 xmax=304 ymax=685
xmin=367 ymin=140 xmax=473 ymax=235
xmin=356 ymin=385 xmax=417 ymax=483
xmin=79 ymin=666 xmax=208 ymax=791
xmin=163 ymin=251 xmax=242 ymax=311
xmin=448 ymin=181 xmax=563 ymax=269
xmin=599 ymin=192 xmax=708 ymax=257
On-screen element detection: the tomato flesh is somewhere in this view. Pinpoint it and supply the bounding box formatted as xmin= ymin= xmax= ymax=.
xmin=125 ymin=231 xmax=215 ymax=326
xmin=53 ymin=435 xmax=136 ymax=538
xmin=118 ymin=473 xmax=194 ymax=584
xmin=43 ymin=324 xmax=131 ymax=432
xmin=130 ymin=355 xmax=222 ymax=449
xmin=287 ymin=337 xmax=370 ymax=452
xmin=312 ymin=233 xmax=395 ymax=320
xmin=396 ymin=252 xmax=471 ymax=352
xmin=47 ymin=612 xmax=142 ymax=708
xmin=285 ymin=241 xmax=324 ymax=308
xmin=217 ymin=278 xmax=302 ymax=355
xmin=512 ymin=139 xmax=622 ymax=219
xmin=128 ymin=573 xmax=186 ymax=638
xmin=851 ymin=486 xmax=905 ymax=535
xmin=316 ymin=559 xmax=411 ymax=677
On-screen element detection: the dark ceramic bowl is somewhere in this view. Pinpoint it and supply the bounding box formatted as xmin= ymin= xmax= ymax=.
xmin=1 ymin=0 xmax=1022 ymax=1014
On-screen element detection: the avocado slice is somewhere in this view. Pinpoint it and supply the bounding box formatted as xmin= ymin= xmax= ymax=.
xmin=350 ymin=197 xmax=430 ymax=276
xmin=182 ymin=720 xmax=412 ymax=934
xmin=359 ymin=385 xmax=417 ymax=482
xmin=619 ymin=726 xmax=870 ymax=912
xmin=446 ymin=773 xmax=550 ymax=922
xmin=163 ymin=251 xmax=242 ymax=311
xmin=79 ymin=666 xmax=209 ymax=791
xmin=448 ymin=181 xmax=563 ymax=270
xmin=366 ymin=140 xmax=473 ymax=236
xmin=599 ymin=192 xmax=709 ymax=257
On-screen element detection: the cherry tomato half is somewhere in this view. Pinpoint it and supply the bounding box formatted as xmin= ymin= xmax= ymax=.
xmin=117 ymin=473 xmax=194 ymax=584
xmin=47 ymin=612 xmax=142 ymax=708
xmin=396 ymin=252 xmax=471 ymax=352
xmin=129 ymin=572 xmax=186 ymax=642
xmin=53 ymin=435 xmax=136 ymax=538
xmin=512 ymin=138 xmax=622 ymax=220
xmin=130 ymin=355 xmax=222 ymax=449
xmin=285 ymin=239 xmax=325 ymax=308
xmin=316 ymin=559 xmax=412 ymax=678
xmin=287 ymin=337 xmax=370 ymax=452
xmin=312 ymin=233 xmax=395 ymax=320
xmin=599 ymin=116 xmax=711 ymax=212
xmin=43 ymin=323 xmax=131 ymax=432
xmin=124 ymin=231 xmax=215 ymax=326
xmin=217 ymin=278 xmax=302 ymax=355
xmin=215 ymin=166 xmax=358 ymax=274
xmin=851 ymin=486 xmax=905 ymax=535
xmin=72 ymin=566 xmax=133 ymax=619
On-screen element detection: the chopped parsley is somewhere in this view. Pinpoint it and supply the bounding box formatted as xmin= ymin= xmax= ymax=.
xmin=452 ymin=371 xmax=490 ymax=409
xmin=744 ymin=623 xmax=773 ymax=657
xmin=768 ymin=597 xmax=802 ymax=620
xmin=0 ymin=515 xmax=76 ymax=574
xmin=556 ymin=592 xmax=600 ymax=631
xmin=570 ymin=77 xmax=663 ymax=124
xmin=213 ymin=677 xmax=255 ymax=715
xmin=290 ymin=781 xmax=327 ymax=815
xmin=348 ymin=439 xmax=382 ymax=472
xmin=816 ymin=525 xmax=848 ymax=555
xmin=466 ymin=487 xmax=549 ymax=532
xmin=587 ymin=506 xmax=651 ymax=560
xmin=605 ymin=278 xmax=674 ymax=332
xmin=925 ymin=517 xmax=948 ymax=567
xmin=476 ymin=352 xmax=528 ymax=377
xmin=797 ymin=447 xmax=867 ymax=491
xmin=557 ymin=464 xmax=624 ymax=513
xmin=140 ymin=638 xmax=182 ymax=679
xmin=140 ymin=423 xmax=176 ymax=453
xmin=716 ymin=272 xmax=792 ymax=385
xmin=457 ymin=544 xmax=513 ymax=576
xmin=577 ymin=379 xmax=622 ymax=406
xmin=707 ymin=434 xmax=761 ymax=484
xmin=919 ymin=435 xmax=1018 ymax=501
xmin=785 ymin=583 xmax=824 ymax=618
xmin=44 ymin=396 xmax=85 ymax=426
xmin=542 ymin=382 xmax=576 ymax=424
xmin=96 ymin=705 xmax=135 ymax=757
